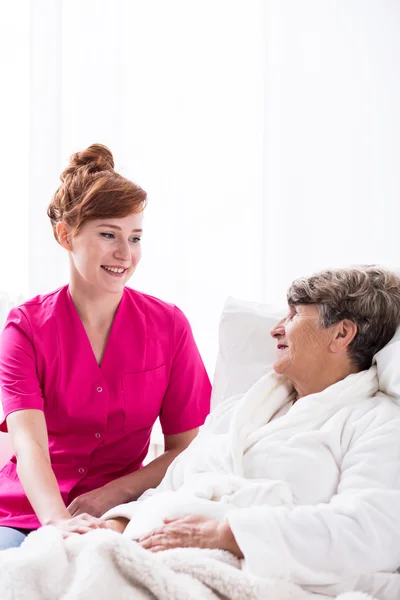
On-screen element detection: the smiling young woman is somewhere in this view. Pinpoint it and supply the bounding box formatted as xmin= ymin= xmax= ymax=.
xmin=0 ymin=144 xmax=211 ymax=549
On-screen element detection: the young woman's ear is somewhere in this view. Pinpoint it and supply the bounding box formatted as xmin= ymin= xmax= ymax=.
xmin=330 ymin=319 xmax=358 ymax=353
xmin=56 ymin=222 xmax=72 ymax=251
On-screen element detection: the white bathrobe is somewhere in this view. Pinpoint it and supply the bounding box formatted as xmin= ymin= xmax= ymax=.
xmin=105 ymin=366 xmax=400 ymax=596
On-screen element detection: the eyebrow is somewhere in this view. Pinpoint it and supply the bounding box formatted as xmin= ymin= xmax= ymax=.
xmin=96 ymin=223 xmax=143 ymax=233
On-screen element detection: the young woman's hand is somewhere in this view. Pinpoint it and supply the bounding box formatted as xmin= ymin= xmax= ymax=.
xmin=45 ymin=513 xmax=107 ymax=538
xmin=67 ymin=486 xmax=125 ymax=518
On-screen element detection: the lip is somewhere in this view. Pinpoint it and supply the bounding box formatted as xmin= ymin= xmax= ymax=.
xmin=277 ymin=344 xmax=288 ymax=350
xmin=101 ymin=265 xmax=128 ymax=278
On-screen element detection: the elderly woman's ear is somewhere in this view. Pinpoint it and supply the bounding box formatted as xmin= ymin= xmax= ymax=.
xmin=329 ymin=320 xmax=358 ymax=354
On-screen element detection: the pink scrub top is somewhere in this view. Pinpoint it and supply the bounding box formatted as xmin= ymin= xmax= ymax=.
xmin=0 ymin=285 xmax=211 ymax=529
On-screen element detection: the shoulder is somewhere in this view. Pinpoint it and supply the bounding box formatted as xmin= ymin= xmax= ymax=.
xmin=342 ymin=393 xmax=400 ymax=449
xmin=124 ymin=287 xmax=175 ymax=312
xmin=124 ymin=287 xmax=191 ymax=331
xmin=349 ymin=393 xmax=400 ymax=424
xmin=4 ymin=286 xmax=67 ymax=331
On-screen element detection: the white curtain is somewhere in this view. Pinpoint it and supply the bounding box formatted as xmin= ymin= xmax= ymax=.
xmin=24 ymin=0 xmax=266 ymax=373
xmin=2 ymin=0 xmax=400 ymax=371
xmin=0 ymin=2 xmax=30 ymax=298
xmin=262 ymin=0 xmax=400 ymax=304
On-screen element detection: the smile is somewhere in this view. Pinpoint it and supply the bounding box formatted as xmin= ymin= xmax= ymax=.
xmin=101 ymin=265 xmax=128 ymax=276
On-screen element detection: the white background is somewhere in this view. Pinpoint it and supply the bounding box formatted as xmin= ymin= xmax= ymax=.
xmin=1 ymin=0 xmax=400 ymax=373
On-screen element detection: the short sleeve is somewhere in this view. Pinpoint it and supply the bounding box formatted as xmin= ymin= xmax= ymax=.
xmin=0 ymin=307 xmax=44 ymax=431
xmin=159 ymin=306 xmax=211 ymax=435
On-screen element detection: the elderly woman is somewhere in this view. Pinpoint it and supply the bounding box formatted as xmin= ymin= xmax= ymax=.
xmin=103 ymin=266 xmax=400 ymax=592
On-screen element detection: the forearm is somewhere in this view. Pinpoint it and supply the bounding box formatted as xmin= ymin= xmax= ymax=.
xmin=16 ymin=444 xmax=70 ymax=525
xmin=218 ymin=520 xmax=244 ymax=558
xmin=103 ymin=447 xmax=183 ymax=504
xmin=105 ymin=516 xmax=130 ymax=534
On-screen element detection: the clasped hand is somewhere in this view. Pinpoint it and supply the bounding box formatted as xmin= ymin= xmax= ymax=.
xmin=47 ymin=485 xmax=125 ymax=537
xmin=46 ymin=513 xmax=107 ymax=538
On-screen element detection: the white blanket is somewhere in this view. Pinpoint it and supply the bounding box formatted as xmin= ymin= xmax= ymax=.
xmin=104 ymin=367 xmax=400 ymax=598
xmin=2 ymin=367 xmax=400 ymax=599
xmin=0 ymin=525 xmax=395 ymax=600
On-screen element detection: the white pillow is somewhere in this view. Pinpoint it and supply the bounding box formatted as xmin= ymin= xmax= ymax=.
xmin=211 ymin=296 xmax=400 ymax=407
xmin=374 ymin=326 xmax=400 ymax=401
xmin=210 ymin=297 xmax=284 ymax=408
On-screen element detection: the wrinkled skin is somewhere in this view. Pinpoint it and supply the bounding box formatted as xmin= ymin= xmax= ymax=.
xmin=138 ymin=515 xmax=243 ymax=557
xmin=270 ymin=304 xmax=357 ymax=398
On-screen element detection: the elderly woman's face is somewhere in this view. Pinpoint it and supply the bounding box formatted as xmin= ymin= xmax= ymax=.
xmin=270 ymin=304 xmax=333 ymax=381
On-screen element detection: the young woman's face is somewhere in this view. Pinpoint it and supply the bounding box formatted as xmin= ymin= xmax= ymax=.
xmin=67 ymin=212 xmax=143 ymax=294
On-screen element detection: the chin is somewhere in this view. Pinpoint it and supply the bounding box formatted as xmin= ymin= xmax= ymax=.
xmin=99 ymin=280 xmax=126 ymax=295
xmin=272 ymin=360 xmax=287 ymax=375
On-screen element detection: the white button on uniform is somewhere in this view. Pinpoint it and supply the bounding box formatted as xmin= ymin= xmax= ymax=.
xmin=97 ymin=386 xmax=103 ymax=393
xmin=78 ymin=468 xmax=85 ymax=474
xmin=95 ymin=433 xmax=101 ymax=439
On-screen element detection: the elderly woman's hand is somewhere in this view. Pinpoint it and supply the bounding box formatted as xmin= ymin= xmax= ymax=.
xmin=139 ymin=515 xmax=244 ymax=558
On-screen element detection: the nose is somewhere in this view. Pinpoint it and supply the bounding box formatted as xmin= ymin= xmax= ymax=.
xmin=270 ymin=317 xmax=285 ymax=339
xmin=114 ymin=239 xmax=131 ymax=262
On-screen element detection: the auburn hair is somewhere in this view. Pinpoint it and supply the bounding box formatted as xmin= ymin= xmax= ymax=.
xmin=47 ymin=144 xmax=147 ymax=242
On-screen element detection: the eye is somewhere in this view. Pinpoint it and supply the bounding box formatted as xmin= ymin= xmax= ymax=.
xmin=100 ymin=232 xmax=115 ymax=239
xmin=129 ymin=236 xmax=141 ymax=244
xmin=288 ymin=308 xmax=297 ymax=321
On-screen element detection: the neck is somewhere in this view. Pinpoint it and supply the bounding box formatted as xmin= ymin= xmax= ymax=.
xmin=68 ymin=280 xmax=123 ymax=329
xmin=292 ymin=360 xmax=360 ymax=400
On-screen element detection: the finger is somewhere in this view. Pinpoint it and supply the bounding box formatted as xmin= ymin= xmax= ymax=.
xmin=83 ymin=522 xmax=102 ymax=530
xmin=69 ymin=519 xmax=100 ymax=531
xmin=162 ymin=517 xmax=183 ymax=524
xmin=79 ymin=513 xmax=99 ymax=521
xmin=87 ymin=522 xmax=105 ymax=529
xmin=97 ymin=519 xmax=108 ymax=528
xmin=78 ymin=514 xmax=105 ymax=527
xmin=71 ymin=506 xmax=91 ymax=518
xmin=140 ymin=533 xmax=165 ymax=549
xmin=140 ymin=540 xmax=168 ymax=552
xmin=66 ymin=500 xmax=75 ymax=511
xmin=86 ymin=520 xmax=106 ymax=529
xmin=139 ymin=537 xmax=154 ymax=549
xmin=139 ymin=527 xmax=165 ymax=542
xmin=69 ymin=505 xmax=82 ymax=517
xmin=69 ymin=526 xmax=95 ymax=535
xmin=148 ymin=545 xmax=168 ymax=553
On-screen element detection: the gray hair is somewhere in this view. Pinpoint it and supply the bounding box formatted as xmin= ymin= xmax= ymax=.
xmin=287 ymin=266 xmax=400 ymax=370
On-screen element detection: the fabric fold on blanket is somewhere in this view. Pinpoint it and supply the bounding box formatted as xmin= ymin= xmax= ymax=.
xmin=1 ymin=366 xmax=400 ymax=599
xmin=0 ymin=526 xmax=397 ymax=600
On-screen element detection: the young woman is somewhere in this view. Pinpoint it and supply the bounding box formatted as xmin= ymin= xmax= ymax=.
xmin=0 ymin=144 xmax=211 ymax=549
